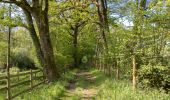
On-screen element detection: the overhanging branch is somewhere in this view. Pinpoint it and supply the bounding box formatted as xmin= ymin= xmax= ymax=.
xmin=0 ymin=0 xmax=32 ymax=13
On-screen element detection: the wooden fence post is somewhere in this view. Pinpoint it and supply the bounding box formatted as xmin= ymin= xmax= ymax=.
xmin=17 ymin=71 xmax=19 ymax=81
xmin=35 ymin=73 xmax=36 ymax=78
xmin=6 ymin=71 xmax=11 ymax=100
xmin=30 ymin=69 xmax=33 ymax=91
xmin=42 ymin=70 xmax=45 ymax=83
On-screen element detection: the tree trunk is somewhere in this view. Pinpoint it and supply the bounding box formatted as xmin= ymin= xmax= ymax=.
xmin=96 ymin=0 xmax=109 ymax=50
xmin=73 ymin=27 xmax=78 ymax=68
xmin=39 ymin=15 xmax=59 ymax=82
xmin=132 ymin=55 xmax=137 ymax=91
xmin=70 ymin=21 xmax=86 ymax=68
xmin=32 ymin=6 xmax=59 ymax=82
xmin=23 ymin=9 xmax=45 ymax=67
xmin=96 ymin=0 xmax=110 ymax=75
xmin=116 ymin=59 xmax=119 ymax=79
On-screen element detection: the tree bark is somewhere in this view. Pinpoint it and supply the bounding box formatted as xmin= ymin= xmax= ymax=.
xmin=23 ymin=9 xmax=45 ymax=67
xmin=132 ymin=55 xmax=137 ymax=91
xmin=116 ymin=59 xmax=120 ymax=79
xmin=32 ymin=9 xmax=60 ymax=81
xmin=96 ymin=0 xmax=110 ymax=75
xmin=96 ymin=0 xmax=109 ymax=49
xmin=73 ymin=27 xmax=78 ymax=68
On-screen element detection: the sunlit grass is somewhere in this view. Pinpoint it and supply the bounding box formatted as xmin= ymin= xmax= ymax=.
xmin=0 ymin=68 xmax=44 ymax=100
xmin=1 ymin=69 xmax=169 ymax=100
xmin=92 ymin=69 xmax=170 ymax=100
xmin=15 ymin=69 xmax=77 ymax=100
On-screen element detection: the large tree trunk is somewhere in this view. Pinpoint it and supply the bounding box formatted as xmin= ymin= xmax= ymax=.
xmin=23 ymin=9 xmax=45 ymax=67
xmin=33 ymin=11 xmax=59 ymax=82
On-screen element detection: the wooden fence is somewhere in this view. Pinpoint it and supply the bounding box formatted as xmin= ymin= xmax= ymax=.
xmin=0 ymin=69 xmax=45 ymax=100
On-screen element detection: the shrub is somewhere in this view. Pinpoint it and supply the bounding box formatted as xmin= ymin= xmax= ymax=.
xmin=138 ymin=64 xmax=170 ymax=91
xmin=11 ymin=52 xmax=36 ymax=70
xmin=81 ymin=56 xmax=88 ymax=64
xmin=54 ymin=53 xmax=73 ymax=72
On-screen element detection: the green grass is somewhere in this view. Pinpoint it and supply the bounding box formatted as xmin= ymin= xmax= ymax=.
xmin=0 ymin=69 xmax=44 ymax=100
xmin=14 ymin=69 xmax=77 ymax=100
xmin=1 ymin=69 xmax=169 ymax=100
xmin=95 ymin=79 xmax=170 ymax=100
xmin=91 ymin=69 xmax=170 ymax=100
xmin=70 ymin=69 xmax=170 ymax=100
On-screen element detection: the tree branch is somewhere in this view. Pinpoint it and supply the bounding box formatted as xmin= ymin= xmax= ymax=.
xmin=0 ymin=0 xmax=21 ymax=5
xmin=0 ymin=0 xmax=32 ymax=12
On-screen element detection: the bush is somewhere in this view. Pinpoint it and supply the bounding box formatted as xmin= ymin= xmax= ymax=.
xmin=11 ymin=52 xmax=37 ymax=70
xmin=138 ymin=64 xmax=170 ymax=91
xmin=55 ymin=53 xmax=73 ymax=69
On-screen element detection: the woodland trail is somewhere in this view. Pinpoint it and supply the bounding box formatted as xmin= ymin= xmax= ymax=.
xmin=60 ymin=70 xmax=98 ymax=100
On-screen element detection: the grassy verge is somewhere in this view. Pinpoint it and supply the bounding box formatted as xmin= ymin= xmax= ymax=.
xmin=14 ymin=69 xmax=77 ymax=100
xmin=0 ymin=70 xmax=43 ymax=100
xmin=91 ymin=69 xmax=170 ymax=100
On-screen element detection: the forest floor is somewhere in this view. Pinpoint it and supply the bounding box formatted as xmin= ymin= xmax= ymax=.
xmin=60 ymin=70 xmax=98 ymax=100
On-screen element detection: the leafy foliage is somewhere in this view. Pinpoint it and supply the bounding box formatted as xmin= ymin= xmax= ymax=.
xmin=0 ymin=0 xmax=170 ymax=99
xmin=138 ymin=64 xmax=170 ymax=91
xmin=11 ymin=52 xmax=36 ymax=70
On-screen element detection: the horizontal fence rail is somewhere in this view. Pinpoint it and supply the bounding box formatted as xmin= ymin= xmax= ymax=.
xmin=0 ymin=69 xmax=45 ymax=100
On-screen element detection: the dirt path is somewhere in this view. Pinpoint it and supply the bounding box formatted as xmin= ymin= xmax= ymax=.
xmin=60 ymin=70 xmax=97 ymax=100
